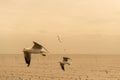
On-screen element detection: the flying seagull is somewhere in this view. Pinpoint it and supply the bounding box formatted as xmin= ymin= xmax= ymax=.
xmin=23 ymin=41 xmax=49 ymax=67
xmin=57 ymin=35 xmax=62 ymax=43
xmin=59 ymin=57 xmax=71 ymax=71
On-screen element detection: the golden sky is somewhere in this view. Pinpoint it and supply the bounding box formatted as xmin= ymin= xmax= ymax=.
xmin=0 ymin=0 xmax=120 ymax=54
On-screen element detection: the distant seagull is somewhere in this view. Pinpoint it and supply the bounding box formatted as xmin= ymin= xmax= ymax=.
xmin=57 ymin=35 xmax=62 ymax=43
xmin=59 ymin=57 xmax=71 ymax=71
xmin=23 ymin=41 xmax=49 ymax=67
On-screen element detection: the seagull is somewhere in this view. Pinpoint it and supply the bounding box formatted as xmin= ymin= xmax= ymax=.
xmin=59 ymin=57 xmax=71 ymax=71
xmin=57 ymin=35 xmax=62 ymax=43
xmin=23 ymin=41 xmax=49 ymax=67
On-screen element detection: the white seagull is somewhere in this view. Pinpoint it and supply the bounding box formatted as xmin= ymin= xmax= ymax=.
xmin=59 ymin=57 xmax=71 ymax=71
xmin=23 ymin=41 xmax=49 ymax=67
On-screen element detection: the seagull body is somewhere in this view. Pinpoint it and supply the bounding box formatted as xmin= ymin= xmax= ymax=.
xmin=23 ymin=48 xmax=46 ymax=54
xmin=59 ymin=57 xmax=71 ymax=71
xmin=23 ymin=41 xmax=49 ymax=67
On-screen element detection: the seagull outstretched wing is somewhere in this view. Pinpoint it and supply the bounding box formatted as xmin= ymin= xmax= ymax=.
xmin=32 ymin=41 xmax=43 ymax=49
xmin=24 ymin=51 xmax=31 ymax=67
xmin=63 ymin=57 xmax=71 ymax=62
xmin=32 ymin=41 xmax=49 ymax=52
xmin=60 ymin=62 xmax=65 ymax=71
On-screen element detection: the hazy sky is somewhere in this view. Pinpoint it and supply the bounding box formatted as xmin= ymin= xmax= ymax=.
xmin=0 ymin=0 xmax=120 ymax=54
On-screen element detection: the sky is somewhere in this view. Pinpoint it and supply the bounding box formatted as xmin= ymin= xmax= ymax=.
xmin=0 ymin=0 xmax=120 ymax=54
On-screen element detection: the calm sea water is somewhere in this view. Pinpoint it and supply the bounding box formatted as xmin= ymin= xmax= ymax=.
xmin=0 ymin=54 xmax=120 ymax=80
xmin=0 ymin=54 xmax=120 ymax=66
